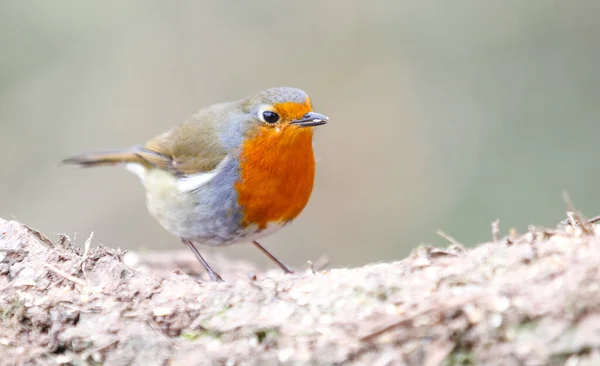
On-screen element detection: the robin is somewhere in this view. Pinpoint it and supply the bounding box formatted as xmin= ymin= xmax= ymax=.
xmin=61 ymin=87 xmax=328 ymax=282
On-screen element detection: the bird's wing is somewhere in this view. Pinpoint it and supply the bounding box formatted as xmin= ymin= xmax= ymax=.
xmin=136 ymin=120 xmax=229 ymax=176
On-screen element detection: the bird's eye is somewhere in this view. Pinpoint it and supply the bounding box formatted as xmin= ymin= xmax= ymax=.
xmin=261 ymin=111 xmax=280 ymax=124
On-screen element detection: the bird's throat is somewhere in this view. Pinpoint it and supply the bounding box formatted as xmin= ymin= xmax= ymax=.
xmin=235 ymin=126 xmax=316 ymax=230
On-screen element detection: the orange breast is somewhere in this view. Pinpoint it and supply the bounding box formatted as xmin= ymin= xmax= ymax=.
xmin=235 ymin=126 xmax=316 ymax=230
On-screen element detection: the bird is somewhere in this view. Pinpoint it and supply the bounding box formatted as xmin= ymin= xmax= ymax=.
xmin=60 ymin=87 xmax=328 ymax=282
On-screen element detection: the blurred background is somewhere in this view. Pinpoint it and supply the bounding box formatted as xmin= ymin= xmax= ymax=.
xmin=1 ymin=1 xmax=600 ymax=269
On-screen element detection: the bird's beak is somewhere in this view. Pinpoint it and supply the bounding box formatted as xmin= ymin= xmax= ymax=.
xmin=290 ymin=112 xmax=329 ymax=127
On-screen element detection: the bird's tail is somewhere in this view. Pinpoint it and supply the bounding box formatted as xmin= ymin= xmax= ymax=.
xmin=59 ymin=148 xmax=145 ymax=168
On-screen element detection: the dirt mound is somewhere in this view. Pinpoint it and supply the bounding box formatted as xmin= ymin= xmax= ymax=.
xmin=2 ymin=217 xmax=600 ymax=365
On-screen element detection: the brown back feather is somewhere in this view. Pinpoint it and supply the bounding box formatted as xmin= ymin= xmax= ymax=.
xmin=61 ymin=103 xmax=232 ymax=174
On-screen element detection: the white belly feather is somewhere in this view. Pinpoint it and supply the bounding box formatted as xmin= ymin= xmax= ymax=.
xmin=123 ymin=157 xmax=276 ymax=246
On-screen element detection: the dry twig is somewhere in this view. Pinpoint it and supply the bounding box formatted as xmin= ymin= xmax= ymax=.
xmin=437 ymin=230 xmax=463 ymax=247
xmin=360 ymin=295 xmax=480 ymax=342
xmin=491 ymin=219 xmax=500 ymax=242
xmin=23 ymin=225 xmax=54 ymax=248
xmin=44 ymin=263 xmax=87 ymax=287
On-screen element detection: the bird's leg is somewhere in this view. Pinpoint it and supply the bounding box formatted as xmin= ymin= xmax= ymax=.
xmin=252 ymin=240 xmax=294 ymax=274
xmin=181 ymin=239 xmax=223 ymax=282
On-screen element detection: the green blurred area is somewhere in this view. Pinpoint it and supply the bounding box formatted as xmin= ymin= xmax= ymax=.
xmin=1 ymin=1 xmax=599 ymax=268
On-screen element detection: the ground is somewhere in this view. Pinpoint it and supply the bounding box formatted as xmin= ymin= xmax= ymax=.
xmin=2 ymin=216 xmax=600 ymax=366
